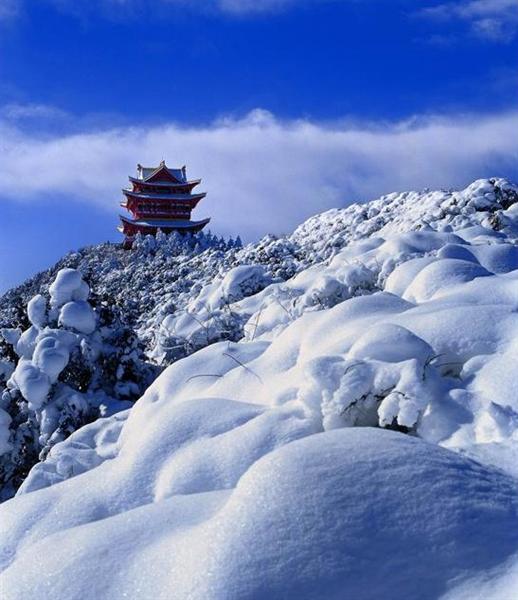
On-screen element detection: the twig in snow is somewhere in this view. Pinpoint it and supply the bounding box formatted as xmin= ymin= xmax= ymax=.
xmin=185 ymin=373 xmax=223 ymax=383
xmin=250 ymin=307 xmax=263 ymax=341
xmin=223 ymin=352 xmax=263 ymax=384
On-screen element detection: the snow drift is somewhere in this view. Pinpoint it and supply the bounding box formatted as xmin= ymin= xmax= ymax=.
xmin=1 ymin=178 xmax=518 ymax=599
xmin=2 ymin=429 xmax=518 ymax=600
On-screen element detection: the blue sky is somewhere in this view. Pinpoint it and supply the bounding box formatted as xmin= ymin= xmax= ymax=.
xmin=0 ymin=0 xmax=517 ymax=291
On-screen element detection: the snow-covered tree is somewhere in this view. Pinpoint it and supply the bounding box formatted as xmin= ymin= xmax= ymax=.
xmin=0 ymin=268 xmax=155 ymax=499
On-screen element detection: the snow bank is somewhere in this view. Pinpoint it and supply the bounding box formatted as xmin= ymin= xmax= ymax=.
xmin=1 ymin=429 xmax=517 ymax=599
xmin=402 ymin=258 xmax=491 ymax=302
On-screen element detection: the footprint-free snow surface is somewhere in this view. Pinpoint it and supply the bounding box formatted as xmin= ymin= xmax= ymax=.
xmin=2 ymin=178 xmax=518 ymax=599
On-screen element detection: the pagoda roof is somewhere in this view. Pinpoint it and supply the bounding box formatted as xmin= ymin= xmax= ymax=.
xmin=122 ymin=189 xmax=206 ymax=202
xmin=129 ymin=176 xmax=201 ymax=188
xmin=119 ymin=215 xmax=210 ymax=229
xmin=137 ymin=161 xmax=187 ymax=183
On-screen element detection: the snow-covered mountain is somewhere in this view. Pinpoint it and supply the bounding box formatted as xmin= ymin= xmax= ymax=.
xmin=1 ymin=178 xmax=518 ymax=599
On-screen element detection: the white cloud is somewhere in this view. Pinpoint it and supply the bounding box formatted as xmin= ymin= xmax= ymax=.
xmin=419 ymin=0 xmax=518 ymax=41
xmin=0 ymin=108 xmax=517 ymax=240
xmin=0 ymin=103 xmax=69 ymax=121
xmin=212 ymin=0 xmax=311 ymax=14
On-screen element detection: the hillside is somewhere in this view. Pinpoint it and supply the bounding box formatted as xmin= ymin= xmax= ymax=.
xmin=1 ymin=177 xmax=518 ymax=599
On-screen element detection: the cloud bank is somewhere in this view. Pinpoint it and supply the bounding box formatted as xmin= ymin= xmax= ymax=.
xmin=1 ymin=108 xmax=517 ymax=240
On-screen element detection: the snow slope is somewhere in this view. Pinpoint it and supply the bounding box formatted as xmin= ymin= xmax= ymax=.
xmin=2 ymin=429 xmax=518 ymax=600
xmin=2 ymin=178 xmax=518 ymax=598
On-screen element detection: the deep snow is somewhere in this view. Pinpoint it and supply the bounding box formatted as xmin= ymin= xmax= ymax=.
xmin=2 ymin=429 xmax=518 ymax=600
xmin=1 ymin=178 xmax=518 ymax=598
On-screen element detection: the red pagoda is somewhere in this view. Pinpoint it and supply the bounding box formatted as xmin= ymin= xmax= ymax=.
xmin=118 ymin=161 xmax=210 ymax=247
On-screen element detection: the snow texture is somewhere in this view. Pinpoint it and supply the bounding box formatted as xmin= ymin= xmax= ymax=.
xmin=1 ymin=429 xmax=517 ymax=600
xmin=49 ymin=268 xmax=90 ymax=308
xmin=58 ymin=301 xmax=96 ymax=334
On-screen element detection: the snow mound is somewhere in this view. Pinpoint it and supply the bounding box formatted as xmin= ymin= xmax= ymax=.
xmin=1 ymin=429 xmax=517 ymax=599
xmin=10 ymin=361 xmax=51 ymax=410
xmin=58 ymin=301 xmax=96 ymax=334
xmin=49 ymin=268 xmax=90 ymax=308
xmin=218 ymin=264 xmax=271 ymax=304
xmin=26 ymin=295 xmax=47 ymax=327
xmin=402 ymin=258 xmax=490 ymax=302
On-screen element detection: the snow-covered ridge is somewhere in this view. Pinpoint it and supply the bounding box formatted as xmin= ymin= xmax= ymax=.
xmin=292 ymin=177 xmax=518 ymax=256
xmin=2 ymin=178 xmax=518 ymax=598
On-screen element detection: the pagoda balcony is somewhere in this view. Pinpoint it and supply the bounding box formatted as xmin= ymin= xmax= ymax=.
xmin=132 ymin=212 xmax=192 ymax=220
xmin=122 ymin=189 xmax=206 ymax=202
xmin=125 ymin=200 xmax=194 ymax=210
xmin=126 ymin=206 xmax=198 ymax=214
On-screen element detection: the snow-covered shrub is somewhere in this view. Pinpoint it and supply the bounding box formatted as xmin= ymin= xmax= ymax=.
xmin=0 ymin=268 xmax=155 ymax=499
xmin=150 ymin=265 xmax=274 ymax=363
xmin=17 ymin=409 xmax=129 ymax=495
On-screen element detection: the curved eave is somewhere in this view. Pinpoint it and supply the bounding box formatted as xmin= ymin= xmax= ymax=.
xmin=119 ymin=215 xmax=210 ymax=230
xmin=129 ymin=176 xmax=201 ymax=188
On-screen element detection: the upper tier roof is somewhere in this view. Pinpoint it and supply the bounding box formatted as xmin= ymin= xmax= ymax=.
xmin=129 ymin=176 xmax=201 ymax=188
xmin=137 ymin=160 xmax=187 ymax=183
